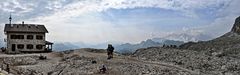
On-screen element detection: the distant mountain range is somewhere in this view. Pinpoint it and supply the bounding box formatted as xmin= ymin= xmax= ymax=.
xmin=53 ymin=42 xmax=120 ymax=51
xmin=52 ymin=38 xmax=184 ymax=53
xmin=115 ymin=38 xmax=184 ymax=54
xmin=53 ymin=42 xmax=81 ymax=51
xmin=161 ymin=32 xmax=213 ymax=42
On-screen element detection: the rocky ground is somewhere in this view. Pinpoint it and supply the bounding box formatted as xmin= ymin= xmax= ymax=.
xmin=133 ymin=47 xmax=240 ymax=75
xmin=1 ymin=46 xmax=240 ymax=75
xmin=0 ymin=48 xmax=197 ymax=75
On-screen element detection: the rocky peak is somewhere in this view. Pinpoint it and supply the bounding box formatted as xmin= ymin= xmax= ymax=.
xmin=141 ymin=39 xmax=155 ymax=44
xmin=231 ymin=16 xmax=240 ymax=34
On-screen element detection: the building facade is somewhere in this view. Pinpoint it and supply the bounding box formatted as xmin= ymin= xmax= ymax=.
xmin=4 ymin=24 xmax=53 ymax=54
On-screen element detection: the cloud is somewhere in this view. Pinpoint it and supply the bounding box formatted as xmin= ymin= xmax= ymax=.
xmin=196 ymin=0 xmax=240 ymax=38
xmin=43 ymin=13 xmax=151 ymax=43
xmin=0 ymin=0 xmax=232 ymax=23
xmin=32 ymin=0 xmax=230 ymax=21
xmin=0 ymin=0 xmax=239 ymax=44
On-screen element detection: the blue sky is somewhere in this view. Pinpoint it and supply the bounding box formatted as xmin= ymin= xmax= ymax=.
xmin=101 ymin=8 xmax=213 ymax=31
xmin=0 ymin=0 xmax=239 ymax=44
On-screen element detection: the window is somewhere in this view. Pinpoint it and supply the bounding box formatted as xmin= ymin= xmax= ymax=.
xmin=27 ymin=44 xmax=33 ymax=49
xmin=27 ymin=35 xmax=33 ymax=39
xmin=18 ymin=35 xmax=24 ymax=39
xmin=10 ymin=35 xmax=24 ymax=39
xmin=10 ymin=35 xmax=17 ymax=39
xmin=36 ymin=45 xmax=43 ymax=49
xmin=36 ymin=35 xmax=43 ymax=40
xmin=17 ymin=44 xmax=24 ymax=49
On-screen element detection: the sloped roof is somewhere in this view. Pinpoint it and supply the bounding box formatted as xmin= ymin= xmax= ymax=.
xmin=4 ymin=24 xmax=48 ymax=33
xmin=46 ymin=41 xmax=53 ymax=44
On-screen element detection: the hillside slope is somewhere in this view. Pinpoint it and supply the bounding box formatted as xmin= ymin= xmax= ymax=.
xmin=133 ymin=47 xmax=240 ymax=75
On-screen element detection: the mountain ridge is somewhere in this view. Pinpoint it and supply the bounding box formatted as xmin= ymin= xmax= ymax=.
xmin=115 ymin=38 xmax=184 ymax=54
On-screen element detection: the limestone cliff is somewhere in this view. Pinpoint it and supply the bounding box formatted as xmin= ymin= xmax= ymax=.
xmin=231 ymin=16 xmax=240 ymax=34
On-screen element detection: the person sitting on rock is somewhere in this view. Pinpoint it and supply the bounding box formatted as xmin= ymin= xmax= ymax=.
xmin=107 ymin=44 xmax=114 ymax=59
xmin=99 ymin=64 xmax=107 ymax=73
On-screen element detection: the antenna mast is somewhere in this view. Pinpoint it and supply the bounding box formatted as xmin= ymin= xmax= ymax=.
xmin=9 ymin=13 xmax=12 ymax=24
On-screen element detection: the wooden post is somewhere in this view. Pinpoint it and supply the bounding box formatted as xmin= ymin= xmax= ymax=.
xmin=6 ymin=64 xmax=10 ymax=74
xmin=51 ymin=44 xmax=52 ymax=50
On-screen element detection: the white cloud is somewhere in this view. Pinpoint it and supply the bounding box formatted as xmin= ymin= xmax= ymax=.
xmin=29 ymin=0 xmax=231 ymax=22
xmin=0 ymin=0 xmax=232 ymax=21
xmin=196 ymin=0 xmax=240 ymax=38
xmin=0 ymin=0 xmax=238 ymax=44
xmin=48 ymin=15 xmax=150 ymax=43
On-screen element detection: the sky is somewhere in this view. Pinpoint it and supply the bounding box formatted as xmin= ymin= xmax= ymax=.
xmin=0 ymin=0 xmax=240 ymax=44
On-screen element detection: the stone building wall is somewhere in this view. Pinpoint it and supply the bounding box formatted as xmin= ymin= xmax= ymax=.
xmin=6 ymin=32 xmax=45 ymax=53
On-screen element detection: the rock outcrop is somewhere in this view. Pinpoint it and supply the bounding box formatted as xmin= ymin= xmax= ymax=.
xmin=231 ymin=16 xmax=240 ymax=34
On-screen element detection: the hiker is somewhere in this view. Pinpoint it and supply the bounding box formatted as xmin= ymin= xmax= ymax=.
xmin=99 ymin=64 xmax=107 ymax=73
xmin=107 ymin=44 xmax=114 ymax=59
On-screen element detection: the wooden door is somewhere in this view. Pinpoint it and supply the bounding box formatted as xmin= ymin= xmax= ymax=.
xmin=12 ymin=44 xmax=16 ymax=51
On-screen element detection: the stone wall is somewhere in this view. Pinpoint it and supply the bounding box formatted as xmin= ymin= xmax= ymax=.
xmin=0 ymin=55 xmax=39 ymax=75
xmin=6 ymin=32 xmax=45 ymax=53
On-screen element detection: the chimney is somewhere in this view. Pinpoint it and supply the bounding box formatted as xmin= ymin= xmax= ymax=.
xmin=22 ymin=21 xmax=24 ymax=25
